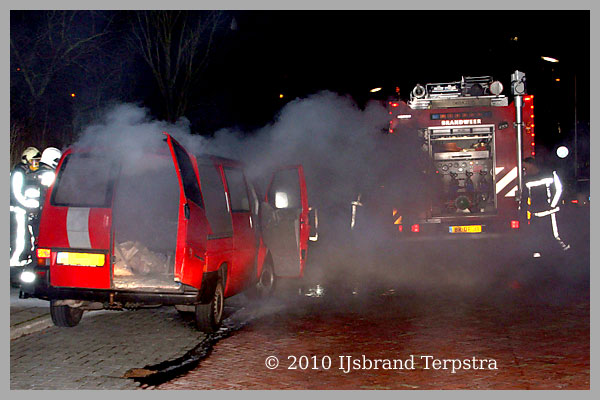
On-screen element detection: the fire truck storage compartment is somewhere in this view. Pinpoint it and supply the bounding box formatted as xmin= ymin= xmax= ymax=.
xmin=428 ymin=125 xmax=496 ymax=216
xmin=111 ymin=154 xmax=181 ymax=291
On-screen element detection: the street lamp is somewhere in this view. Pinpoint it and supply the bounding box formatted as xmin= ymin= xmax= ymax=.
xmin=541 ymin=56 xmax=559 ymax=63
xmin=370 ymin=87 xmax=382 ymax=93
xmin=540 ymin=55 xmax=578 ymax=177
xmin=556 ymin=146 xmax=569 ymax=159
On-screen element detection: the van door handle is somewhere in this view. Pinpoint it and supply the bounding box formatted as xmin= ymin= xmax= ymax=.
xmin=184 ymin=203 xmax=190 ymax=219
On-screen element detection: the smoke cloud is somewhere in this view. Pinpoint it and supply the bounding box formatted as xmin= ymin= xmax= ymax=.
xmin=66 ymin=93 xmax=588 ymax=304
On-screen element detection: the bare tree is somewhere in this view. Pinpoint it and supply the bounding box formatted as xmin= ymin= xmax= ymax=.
xmin=130 ymin=11 xmax=225 ymax=122
xmin=10 ymin=11 xmax=112 ymax=157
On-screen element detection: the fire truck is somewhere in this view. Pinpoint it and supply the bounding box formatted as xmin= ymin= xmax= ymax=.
xmin=358 ymin=71 xmax=535 ymax=243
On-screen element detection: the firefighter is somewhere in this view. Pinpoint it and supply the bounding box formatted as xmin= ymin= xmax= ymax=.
xmin=522 ymin=157 xmax=570 ymax=253
xmin=30 ymin=147 xmax=63 ymax=239
xmin=36 ymin=147 xmax=62 ymax=203
xmin=10 ymin=147 xmax=42 ymax=271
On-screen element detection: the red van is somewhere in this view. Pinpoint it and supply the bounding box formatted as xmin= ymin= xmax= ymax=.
xmin=19 ymin=133 xmax=311 ymax=333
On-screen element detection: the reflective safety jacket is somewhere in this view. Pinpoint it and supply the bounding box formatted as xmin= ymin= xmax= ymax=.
xmin=524 ymin=170 xmax=563 ymax=220
xmin=10 ymin=163 xmax=40 ymax=211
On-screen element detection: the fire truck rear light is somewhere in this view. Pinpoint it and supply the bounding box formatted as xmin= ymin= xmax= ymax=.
xmin=37 ymin=248 xmax=51 ymax=258
xmin=510 ymin=220 xmax=520 ymax=229
xmin=411 ymin=224 xmax=420 ymax=233
xmin=398 ymin=225 xmax=403 ymax=232
xmin=391 ymin=103 xmax=399 ymax=107
xmin=571 ymin=199 xmax=579 ymax=204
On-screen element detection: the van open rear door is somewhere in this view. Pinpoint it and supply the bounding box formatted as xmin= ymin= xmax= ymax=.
xmin=261 ymin=165 xmax=309 ymax=278
xmin=164 ymin=134 xmax=208 ymax=289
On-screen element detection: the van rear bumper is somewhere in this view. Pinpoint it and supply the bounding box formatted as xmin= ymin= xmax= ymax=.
xmin=20 ymin=267 xmax=218 ymax=306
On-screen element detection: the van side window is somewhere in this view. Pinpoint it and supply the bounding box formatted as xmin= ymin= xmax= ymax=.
xmin=172 ymin=142 xmax=204 ymax=207
xmin=223 ymin=168 xmax=250 ymax=212
xmin=197 ymin=163 xmax=233 ymax=235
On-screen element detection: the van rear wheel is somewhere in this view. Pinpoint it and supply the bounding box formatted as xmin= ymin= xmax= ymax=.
xmin=50 ymin=301 xmax=83 ymax=327
xmin=195 ymin=281 xmax=224 ymax=333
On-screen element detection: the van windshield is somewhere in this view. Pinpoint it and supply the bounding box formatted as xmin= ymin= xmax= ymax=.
xmin=51 ymin=153 xmax=117 ymax=208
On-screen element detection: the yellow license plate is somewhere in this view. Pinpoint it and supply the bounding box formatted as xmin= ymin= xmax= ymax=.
xmin=56 ymin=252 xmax=105 ymax=267
xmin=449 ymin=225 xmax=482 ymax=233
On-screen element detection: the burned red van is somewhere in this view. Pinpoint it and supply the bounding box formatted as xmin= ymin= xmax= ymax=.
xmin=19 ymin=133 xmax=311 ymax=333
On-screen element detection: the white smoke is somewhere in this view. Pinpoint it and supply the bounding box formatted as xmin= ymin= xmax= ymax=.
xmin=65 ymin=93 xmax=587 ymax=299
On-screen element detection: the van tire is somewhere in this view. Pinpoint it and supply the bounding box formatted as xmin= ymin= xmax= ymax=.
xmin=50 ymin=301 xmax=83 ymax=327
xmin=247 ymin=259 xmax=276 ymax=300
xmin=195 ymin=280 xmax=224 ymax=333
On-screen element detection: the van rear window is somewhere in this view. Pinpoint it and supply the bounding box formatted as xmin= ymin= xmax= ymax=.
xmin=51 ymin=154 xmax=116 ymax=208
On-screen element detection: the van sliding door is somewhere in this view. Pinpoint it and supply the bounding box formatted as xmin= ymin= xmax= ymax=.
xmin=261 ymin=166 xmax=309 ymax=278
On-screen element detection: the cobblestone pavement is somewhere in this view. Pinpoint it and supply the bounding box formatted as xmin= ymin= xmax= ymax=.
xmin=10 ymin=305 xmax=209 ymax=389
xmin=154 ymin=266 xmax=590 ymax=390
xmin=10 ymin=208 xmax=589 ymax=390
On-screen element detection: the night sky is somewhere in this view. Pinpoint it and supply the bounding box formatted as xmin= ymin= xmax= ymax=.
xmin=10 ymin=10 xmax=590 ymax=168
xmin=209 ymin=11 xmax=589 ymax=130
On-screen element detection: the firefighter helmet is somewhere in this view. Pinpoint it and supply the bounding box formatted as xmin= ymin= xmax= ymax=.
xmin=21 ymin=147 xmax=42 ymax=171
xmin=41 ymin=147 xmax=62 ymax=169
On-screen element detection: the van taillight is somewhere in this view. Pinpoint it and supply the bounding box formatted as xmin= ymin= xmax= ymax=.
xmin=37 ymin=248 xmax=51 ymax=258
xmin=411 ymin=224 xmax=420 ymax=233
xmin=510 ymin=220 xmax=520 ymax=229
xmin=37 ymin=248 xmax=51 ymax=266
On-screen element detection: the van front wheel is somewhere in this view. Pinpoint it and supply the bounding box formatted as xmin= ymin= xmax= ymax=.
xmin=195 ymin=281 xmax=224 ymax=333
xmin=50 ymin=301 xmax=83 ymax=327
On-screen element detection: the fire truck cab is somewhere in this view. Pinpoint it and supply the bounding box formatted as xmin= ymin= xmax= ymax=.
xmin=19 ymin=133 xmax=311 ymax=333
xmin=383 ymin=71 xmax=534 ymax=239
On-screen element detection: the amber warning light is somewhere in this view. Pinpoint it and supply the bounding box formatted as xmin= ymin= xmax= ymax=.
xmin=37 ymin=248 xmax=51 ymax=258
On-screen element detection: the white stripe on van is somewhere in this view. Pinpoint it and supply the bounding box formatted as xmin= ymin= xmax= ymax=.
xmin=66 ymin=207 xmax=92 ymax=249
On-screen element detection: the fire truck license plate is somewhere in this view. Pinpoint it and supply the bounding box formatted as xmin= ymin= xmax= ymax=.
xmin=449 ymin=225 xmax=482 ymax=233
xmin=56 ymin=252 xmax=105 ymax=267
